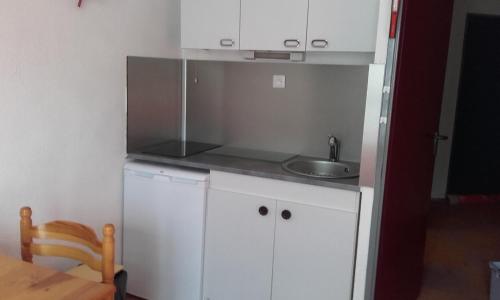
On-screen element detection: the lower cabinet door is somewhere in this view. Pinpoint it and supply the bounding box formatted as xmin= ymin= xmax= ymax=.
xmin=271 ymin=201 xmax=358 ymax=300
xmin=202 ymin=189 xmax=276 ymax=300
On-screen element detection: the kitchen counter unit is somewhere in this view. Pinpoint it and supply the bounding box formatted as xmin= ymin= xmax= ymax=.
xmin=127 ymin=151 xmax=360 ymax=191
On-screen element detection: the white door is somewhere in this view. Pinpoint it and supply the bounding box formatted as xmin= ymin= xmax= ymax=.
xmin=202 ymin=189 xmax=276 ymax=300
xmin=240 ymin=0 xmax=309 ymax=51
xmin=306 ymin=0 xmax=379 ymax=52
xmin=271 ymin=201 xmax=358 ymax=300
xmin=181 ymin=0 xmax=240 ymax=50
xmin=123 ymin=172 xmax=206 ymax=300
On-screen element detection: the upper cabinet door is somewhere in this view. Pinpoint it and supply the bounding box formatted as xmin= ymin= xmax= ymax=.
xmin=181 ymin=0 xmax=240 ymax=50
xmin=240 ymin=0 xmax=309 ymax=51
xmin=307 ymin=0 xmax=379 ymax=52
xmin=271 ymin=201 xmax=358 ymax=300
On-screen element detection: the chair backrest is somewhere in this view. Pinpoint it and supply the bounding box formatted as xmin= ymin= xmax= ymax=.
xmin=19 ymin=206 xmax=115 ymax=284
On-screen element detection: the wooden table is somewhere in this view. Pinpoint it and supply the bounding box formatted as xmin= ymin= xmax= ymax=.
xmin=0 ymin=254 xmax=115 ymax=300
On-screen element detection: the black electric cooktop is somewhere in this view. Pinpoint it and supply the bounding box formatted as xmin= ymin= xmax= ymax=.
xmin=141 ymin=140 xmax=221 ymax=158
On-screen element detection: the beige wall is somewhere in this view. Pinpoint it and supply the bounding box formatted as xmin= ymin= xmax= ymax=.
xmin=432 ymin=0 xmax=500 ymax=198
xmin=0 ymin=0 xmax=179 ymax=268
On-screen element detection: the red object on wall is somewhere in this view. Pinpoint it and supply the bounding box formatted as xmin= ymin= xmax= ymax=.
xmin=389 ymin=0 xmax=400 ymax=38
xmin=390 ymin=12 xmax=399 ymax=38
xmin=78 ymin=0 xmax=83 ymax=7
xmin=374 ymin=0 xmax=455 ymax=299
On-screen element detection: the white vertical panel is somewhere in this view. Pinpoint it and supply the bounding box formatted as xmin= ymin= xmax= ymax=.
xmin=374 ymin=0 xmax=393 ymax=63
xmin=359 ymin=64 xmax=386 ymax=187
xmin=353 ymin=187 xmax=376 ymax=300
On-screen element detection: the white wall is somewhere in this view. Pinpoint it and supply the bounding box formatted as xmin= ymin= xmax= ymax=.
xmin=432 ymin=0 xmax=500 ymax=198
xmin=0 ymin=0 xmax=179 ymax=268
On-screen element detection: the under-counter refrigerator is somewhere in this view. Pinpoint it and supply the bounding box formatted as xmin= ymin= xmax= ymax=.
xmin=123 ymin=161 xmax=209 ymax=300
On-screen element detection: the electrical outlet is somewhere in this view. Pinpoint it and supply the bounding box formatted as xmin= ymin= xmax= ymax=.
xmin=273 ymin=75 xmax=286 ymax=89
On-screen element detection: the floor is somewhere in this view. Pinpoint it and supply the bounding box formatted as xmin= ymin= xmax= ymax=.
xmin=418 ymin=201 xmax=500 ymax=299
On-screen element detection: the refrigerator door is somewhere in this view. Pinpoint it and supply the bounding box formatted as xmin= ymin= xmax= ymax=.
xmin=123 ymin=162 xmax=208 ymax=300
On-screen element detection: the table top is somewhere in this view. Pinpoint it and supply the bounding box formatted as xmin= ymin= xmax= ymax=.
xmin=0 ymin=254 xmax=115 ymax=300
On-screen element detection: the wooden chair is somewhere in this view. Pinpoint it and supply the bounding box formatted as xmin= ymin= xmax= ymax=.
xmin=20 ymin=206 xmax=119 ymax=299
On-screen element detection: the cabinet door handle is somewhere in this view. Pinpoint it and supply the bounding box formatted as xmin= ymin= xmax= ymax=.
xmin=258 ymin=206 xmax=269 ymax=216
xmin=284 ymin=39 xmax=300 ymax=48
xmin=311 ymin=39 xmax=328 ymax=48
xmin=220 ymin=39 xmax=235 ymax=47
xmin=281 ymin=210 xmax=292 ymax=220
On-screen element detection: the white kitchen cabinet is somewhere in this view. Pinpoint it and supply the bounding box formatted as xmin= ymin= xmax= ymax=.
xmin=203 ymin=171 xmax=360 ymax=300
xmin=271 ymin=201 xmax=358 ymax=300
xmin=240 ymin=0 xmax=309 ymax=51
xmin=306 ymin=0 xmax=379 ymax=52
xmin=181 ymin=0 xmax=381 ymax=64
xmin=202 ymin=189 xmax=276 ymax=300
xmin=181 ymin=0 xmax=240 ymax=50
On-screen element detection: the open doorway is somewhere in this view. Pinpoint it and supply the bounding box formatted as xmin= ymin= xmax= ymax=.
xmin=447 ymin=14 xmax=500 ymax=196
xmin=420 ymin=13 xmax=500 ymax=300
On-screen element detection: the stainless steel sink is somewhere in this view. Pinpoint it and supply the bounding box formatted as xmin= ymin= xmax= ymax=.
xmin=282 ymin=157 xmax=360 ymax=179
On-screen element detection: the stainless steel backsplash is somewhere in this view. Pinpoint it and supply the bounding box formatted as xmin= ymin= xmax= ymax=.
xmin=187 ymin=61 xmax=369 ymax=162
xmin=127 ymin=57 xmax=182 ymax=152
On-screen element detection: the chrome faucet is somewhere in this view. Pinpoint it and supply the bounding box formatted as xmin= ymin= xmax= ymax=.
xmin=328 ymin=135 xmax=340 ymax=162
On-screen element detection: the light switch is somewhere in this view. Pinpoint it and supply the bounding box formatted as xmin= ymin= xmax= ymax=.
xmin=273 ymin=75 xmax=286 ymax=89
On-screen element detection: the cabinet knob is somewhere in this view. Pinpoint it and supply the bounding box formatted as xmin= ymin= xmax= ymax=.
xmin=311 ymin=39 xmax=328 ymax=48
xmin=284 ymin=39 xmax=300 ymax=48
xmin=281 ymin=210 xmax=292 ymax=220
xmin=258 ymin=206 xmax=269 ymax=216
xmin=220 ymin=39 xmax=235 ymax=47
